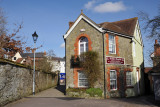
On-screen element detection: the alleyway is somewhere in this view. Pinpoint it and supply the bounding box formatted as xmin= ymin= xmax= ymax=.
xmin=5 ymin=86 xmax=158 ymax=107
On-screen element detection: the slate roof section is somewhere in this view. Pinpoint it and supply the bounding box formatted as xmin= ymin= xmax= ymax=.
xmin=21 ymin=52 xmax=45 ymax=58
xmin=51 ymin=57 xmax=65 ymax=61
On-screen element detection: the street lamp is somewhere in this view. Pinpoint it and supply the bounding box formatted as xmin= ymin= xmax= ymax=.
xmin=32 ymin=31 xmax=38 ymax=95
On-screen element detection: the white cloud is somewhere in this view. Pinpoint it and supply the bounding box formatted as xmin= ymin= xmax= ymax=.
xmin=84 ymin=0 xmax=96 ymax=10
xmin=60 ymin=43 xmax=65 ymax=48
xmin=94 ymin=1 xmax=126 ymax=13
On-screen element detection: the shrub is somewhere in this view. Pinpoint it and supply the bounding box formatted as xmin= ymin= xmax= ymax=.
xmin=86 ymin=88 xmax=103 ymax=97
xmin=80 ymin=51 xmax=101 ymax=88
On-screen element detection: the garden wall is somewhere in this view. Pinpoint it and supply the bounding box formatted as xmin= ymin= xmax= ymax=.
xmin=0 ymin=58 xmax=58 ymax=106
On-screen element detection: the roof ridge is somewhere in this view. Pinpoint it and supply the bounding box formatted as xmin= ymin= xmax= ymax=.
xmin=111 ymin=17 xmax=138 ymax=23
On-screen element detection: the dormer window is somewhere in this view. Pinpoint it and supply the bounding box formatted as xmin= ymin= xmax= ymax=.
xmin=79 ymin=37 xmax=88 ymax=55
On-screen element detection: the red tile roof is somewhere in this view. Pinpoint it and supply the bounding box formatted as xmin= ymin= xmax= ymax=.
xmin=68 ymin=15 xmax=138 ymax=36
xmin=99 ymin=17 xmax=138 ymax=36
xmin=16 ymin=58 xmax=23 ymax=63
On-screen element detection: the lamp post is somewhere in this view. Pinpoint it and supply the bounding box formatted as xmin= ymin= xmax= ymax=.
xmin=32 ymin=31 xmax=38 ymax=95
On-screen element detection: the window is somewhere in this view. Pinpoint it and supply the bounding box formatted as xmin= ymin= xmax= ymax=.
xmin=126 ymin=71 xmax=132 ymax=86
xmin=14 ymin=57 xmax=16 ymax=60
xmin=109 ymin=35 xmax=116 ymax=54
xmin=79 ymin=37 xmax=88 ymax=55
xmin=78 ymin=71 xmax=88 ymax=87
xmin=110 ymin=70 xmax=117 ymax=90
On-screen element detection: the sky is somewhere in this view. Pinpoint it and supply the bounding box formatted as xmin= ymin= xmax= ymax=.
xmin=0 ymin=0 xmax=159 ymax=67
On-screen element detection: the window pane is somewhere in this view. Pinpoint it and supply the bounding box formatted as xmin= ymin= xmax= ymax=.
xmin=109 ymin=35 xmax=115 ymax=53
xmin=86 ymin=43 xmax=88 ymax=51
xmin=126 ymin=72 xmax=132 ymax=86
xmin=110 ymin=70 xmax=117 ymax=90
xmin=79 ymin=37 xmax=88 ymax=54
xmin=78 ymin=71 xmax=88 ymax=87
xmin=80 ymin=44 xmax=84 ymax=54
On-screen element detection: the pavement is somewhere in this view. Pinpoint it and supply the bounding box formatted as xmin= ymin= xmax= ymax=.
xmin=4 ymin=86 xmax=160 ymax=107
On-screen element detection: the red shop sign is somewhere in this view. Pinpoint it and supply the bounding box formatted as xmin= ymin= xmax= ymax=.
xmin=106 ymin=56 xmax=125 ymax=65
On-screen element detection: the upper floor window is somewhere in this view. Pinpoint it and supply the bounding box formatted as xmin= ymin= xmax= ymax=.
xmin=79 ymin=37 xmax=88 ymax=55
xmin=14 ymin=57 xmax=16 ymax=60
xmin=109 ymin=35 xmax=116 ymax=54
xmin=126 ymin=71 xmax=132 ymax=86
xmin=110 ymin=70 xmax=117 ymax=90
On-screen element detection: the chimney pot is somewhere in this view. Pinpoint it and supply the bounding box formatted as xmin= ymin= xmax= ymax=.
xmin=44 ymin=51 xmax=46 ymax=55
xmin=69 ymin=22 xmax=74 ymax=28
xmin=155 ymin=39 xmax=158 ymax=44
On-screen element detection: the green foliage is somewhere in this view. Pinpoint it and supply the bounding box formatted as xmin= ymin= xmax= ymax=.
xmin=80 ymin=51 xmax=101 ymax=88
xmin=71 ymin=55 xmax=80 ymax=67
xmin=86 ymin=88 xmax=103 ymax=97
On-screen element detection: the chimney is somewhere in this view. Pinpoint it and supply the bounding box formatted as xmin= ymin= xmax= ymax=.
xmin=154 ymin=39 xmax=160 ymax=57
xmin=31 ymin=49 xmax=34 ymax=53
xmin=44 ymin=51 xmax=46 ymax=55
xmin=155 ymin=39 xmax=158 ymax=44
xmin=69 ymin=22 xmax=74 ymax=28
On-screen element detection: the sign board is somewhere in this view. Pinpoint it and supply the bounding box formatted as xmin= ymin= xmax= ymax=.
xmin=60 ymin=73 xmax=66 ymax=85
xmin=106 ymin=56 xmax=125 ymax=65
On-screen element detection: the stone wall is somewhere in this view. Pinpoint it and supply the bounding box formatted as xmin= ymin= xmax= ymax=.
xmin=0 ymin=59 xmax=58 ymax=106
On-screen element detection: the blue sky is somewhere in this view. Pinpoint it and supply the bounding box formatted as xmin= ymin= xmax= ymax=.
xmin=0 ymin=0 xmax=159 ymax=66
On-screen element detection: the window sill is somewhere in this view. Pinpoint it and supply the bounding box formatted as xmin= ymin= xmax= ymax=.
xmin=110 ymin=89 xmax=117 ymax=92
xmin=109 ymin=53 xmax=116 ymax=55
xmin=126 ymin=86 xmax=134 ymax=88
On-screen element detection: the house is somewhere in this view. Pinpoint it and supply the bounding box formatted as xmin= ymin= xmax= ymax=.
xmin=63 ymin=11 xmax=144 ymax=98
xmin=50 ymin=57 xmax=65 ymax=85
xmin=12 ymin=52 xmax=46 ymax=66
xmin=146 ymin=40 xmax=160 ymax=101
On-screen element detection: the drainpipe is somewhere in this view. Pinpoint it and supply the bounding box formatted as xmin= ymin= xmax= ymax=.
xmin=102 ymin=29 xmax=107 ymax=99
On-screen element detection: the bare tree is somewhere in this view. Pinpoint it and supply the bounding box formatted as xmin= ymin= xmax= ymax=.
xmin=138 ymin=6 xmax=160 ymax=41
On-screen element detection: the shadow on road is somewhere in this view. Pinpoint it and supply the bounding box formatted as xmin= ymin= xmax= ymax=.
xmin=55 ymin=85 xmax=66 ymax=95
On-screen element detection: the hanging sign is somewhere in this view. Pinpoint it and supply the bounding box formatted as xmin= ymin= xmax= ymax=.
xmin=106 ymin=56 xmax=125 ymax=65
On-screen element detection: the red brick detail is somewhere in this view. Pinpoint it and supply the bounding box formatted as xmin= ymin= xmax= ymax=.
xmin=115 ymin=36 xmax=119 ymax=56
xmin=73 ymin=68 xmax=82 ymax=88
xmin=107 ymin=67 xmax=120 ymax=91
xmin=106 ymin=33 xmax=109 ymax=55
xmin=73 ymin=34 xmax=92 ymax=87
xmin=74 ymin=33 xmax=92 ymax=57
xmin=124 ymin=68 xmax=133 ymax=90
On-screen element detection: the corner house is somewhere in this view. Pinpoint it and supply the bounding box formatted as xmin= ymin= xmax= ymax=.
xmin=63 ymin=11 xmax=144 ymax=98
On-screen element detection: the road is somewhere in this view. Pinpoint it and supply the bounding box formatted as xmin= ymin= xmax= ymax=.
xmin=4 ymin=86 xmax=158 ymax=107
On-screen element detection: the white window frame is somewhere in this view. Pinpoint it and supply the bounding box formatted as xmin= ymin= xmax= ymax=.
xmin=126 ymin=71 xmax=132 ymax=86
xmin=110 ymin=70 xmax=117 ymax=90
xmin=78 ymin=71 xmax=88 ymax=87
xmin=79 ymin=37 xmax=88 ymax=55
xmin=109 ymin=35 xmax=116 ymax=54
